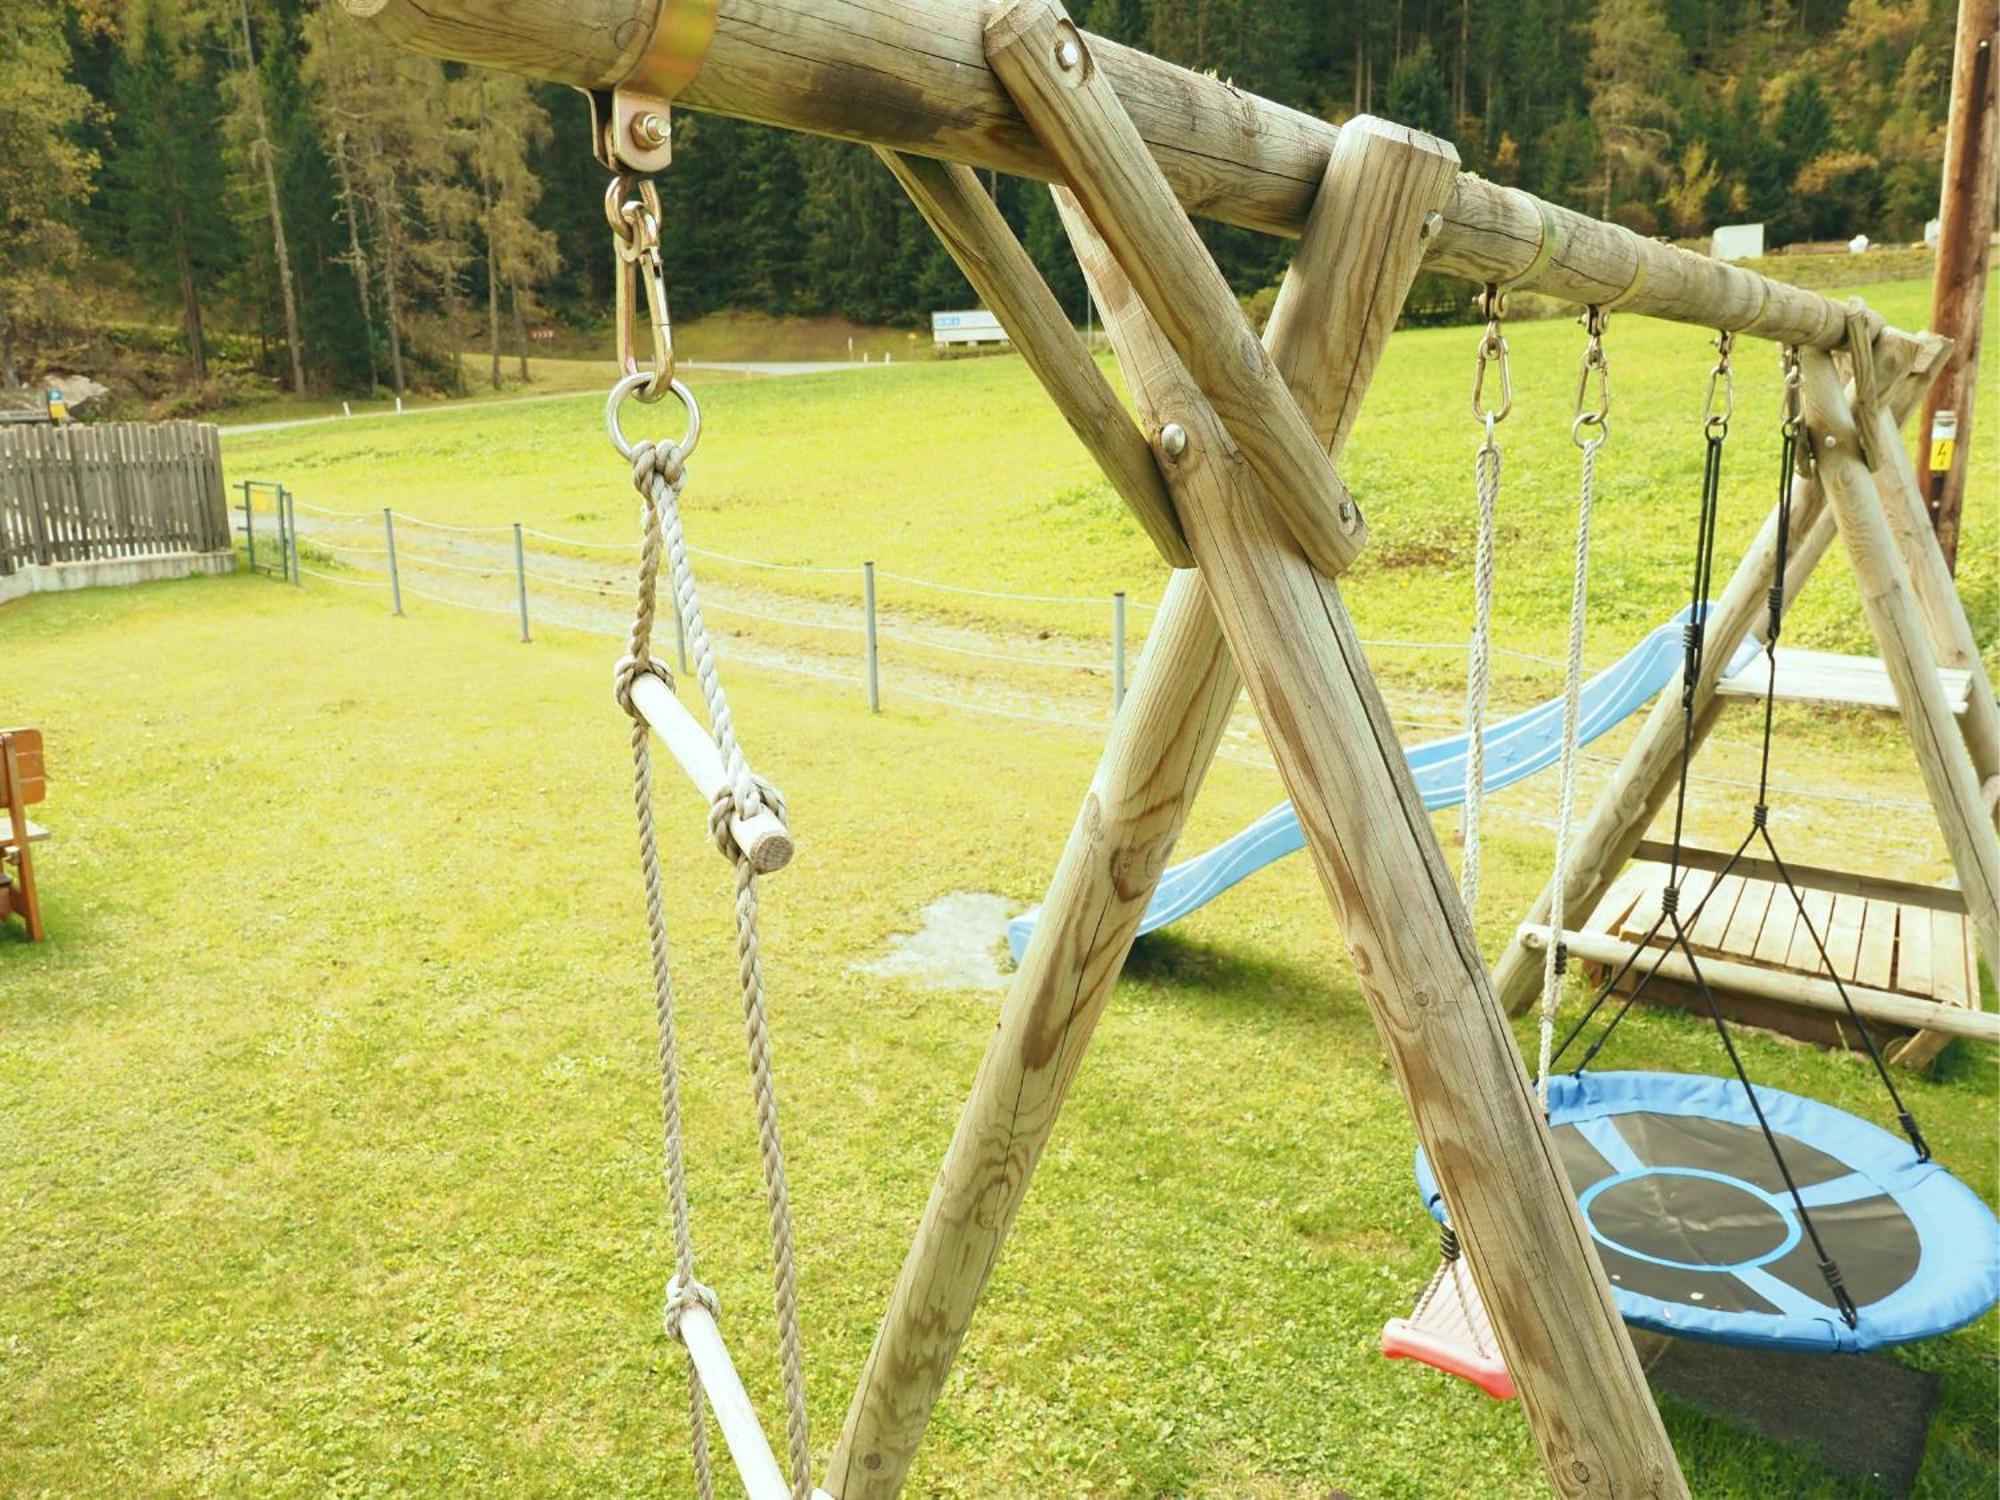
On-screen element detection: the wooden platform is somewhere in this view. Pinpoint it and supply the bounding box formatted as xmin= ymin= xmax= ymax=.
xmin=1582 ymin=852 xmax=1980 ymax=1066
xmin=1716 ymin=647 xmax=1975 ymax=716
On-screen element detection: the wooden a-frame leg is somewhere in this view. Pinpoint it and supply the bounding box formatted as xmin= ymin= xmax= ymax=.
xmin=1047 ymin=164 xmax=1689 ymax=1500
xmin=1494 ymin=349 xmax=1949 ymax=1018
xmin=827 ymin=119 xmax=1456 ymax=1498
xmin=1798 ymin=346 xmax=2000 ymax=998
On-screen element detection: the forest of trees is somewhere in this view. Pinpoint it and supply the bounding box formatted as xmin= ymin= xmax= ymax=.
xmin=0 ymin=0 xmax=1960 ymax=403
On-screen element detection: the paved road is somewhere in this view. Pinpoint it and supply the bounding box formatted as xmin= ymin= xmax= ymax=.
xmin=219 ymin=360 xmax=889 ymax=437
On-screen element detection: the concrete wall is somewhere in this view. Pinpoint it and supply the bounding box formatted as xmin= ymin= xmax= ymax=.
xmin=0 ymin=550 xmax=237 ymax=607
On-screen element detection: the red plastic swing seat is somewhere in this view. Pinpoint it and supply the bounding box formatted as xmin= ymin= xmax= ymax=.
xmin=1381 ymin=1256 xmax=1517 ymax=1401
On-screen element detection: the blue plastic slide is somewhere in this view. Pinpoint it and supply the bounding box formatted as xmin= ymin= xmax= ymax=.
xmin=1009 ymin=609 xmax=1757 ymax=962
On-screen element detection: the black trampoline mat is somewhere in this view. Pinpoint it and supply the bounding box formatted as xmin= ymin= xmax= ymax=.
xmin=1554 ymin=1110 xmax=1922 ymax=1316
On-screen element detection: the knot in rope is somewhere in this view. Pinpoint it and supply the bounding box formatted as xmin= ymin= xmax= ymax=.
xmin=631 ymin=436 xmax=689 ymax=496
xmin=613 ymin=653 xmax=676 ymax=721
xmin=664 ymin=1274 xmax=722 ymax=1342
xmin=709 ymin=772 xmax=787 ymax=863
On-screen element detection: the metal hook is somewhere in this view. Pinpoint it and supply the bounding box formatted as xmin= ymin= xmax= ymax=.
xmin=609 ymin=177 xmax=674 ymax=400
xmin=1703 ymin=329 xmax=1735 ymax=439
xmin=1472 ymin=284 xmax=1512 ymax=424
xmin=1573 ymin=306 xmax=1610 ymax=445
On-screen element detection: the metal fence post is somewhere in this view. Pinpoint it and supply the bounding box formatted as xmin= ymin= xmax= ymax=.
xmin=864 ymin=560 xmax=881 ymax=714
xmin=1113 ymin=590 xmax=1128 ymax=712
xmin=383 ymin=507 xmax=404 ymax=616
xmin=514 ymin=522 xmax=531 ymax=643
xmin=241 ymin=481 xmax=256 ymax=573
xmin=285 ymin=488 xmax=301 ymax=585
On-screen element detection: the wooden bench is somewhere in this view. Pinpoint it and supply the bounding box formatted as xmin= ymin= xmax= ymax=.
xmin=2 ymin=728 xmax=48 ymax=942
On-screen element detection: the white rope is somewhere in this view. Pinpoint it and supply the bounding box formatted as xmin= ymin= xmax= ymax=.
xmin=393 ymin=512 xmax=515 ymax=536
xmin=298 ymin=565 xmax=386 ymax=589
xmin=615 ymin=427 xmax=813 ymax=1500
xmin=873 ymin=570 xmax=1133 ymax=607
xmin=1460 ymin=411 xmax=1501 ymax=913
xmin=1538 ymin=425 xmax=1605 ymax=1104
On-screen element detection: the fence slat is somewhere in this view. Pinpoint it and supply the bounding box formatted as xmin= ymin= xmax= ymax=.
xmin=0 ymin=419 xmax=229 ymax=570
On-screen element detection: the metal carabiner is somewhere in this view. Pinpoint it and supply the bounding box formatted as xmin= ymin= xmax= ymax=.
xmin=1703 ymin=329 xmax=1735 ymax=439
xmin=1472 ymin=285 xmax=1512 ymax=424
xmin=608 ymin=176 xmax=675 ymax=401
xmin=1572 ymin=307 xmax=1610 ymax=448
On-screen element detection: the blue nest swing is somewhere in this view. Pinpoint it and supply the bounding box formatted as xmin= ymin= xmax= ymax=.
xmin=1414 ymin=1072 xmax=2000 ymax=1354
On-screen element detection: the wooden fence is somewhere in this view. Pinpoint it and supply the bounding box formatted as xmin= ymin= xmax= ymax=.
xmin=0 ymin=421 xmax=231 ymax=576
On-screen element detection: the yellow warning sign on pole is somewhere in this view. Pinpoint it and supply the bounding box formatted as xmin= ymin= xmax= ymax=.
xmin=1928 ymin=411 xmax=1957 ymax=474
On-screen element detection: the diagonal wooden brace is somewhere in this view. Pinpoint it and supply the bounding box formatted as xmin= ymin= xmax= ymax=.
xmin=984 ymin=0 xmax=1367 ymax=578
xmin=827 ymin=118 xmax=1466 ymax=1497
xmin=878 ymin=150 xmax=1192 ymax=568
xmin=1797 ymin=346 xmax=2000 ymax=976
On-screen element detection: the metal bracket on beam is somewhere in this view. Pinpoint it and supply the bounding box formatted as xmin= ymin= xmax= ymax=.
xmin=584 ymin=0 xmax=721 ymax=174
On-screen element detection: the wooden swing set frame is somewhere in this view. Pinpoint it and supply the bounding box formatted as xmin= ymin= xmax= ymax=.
xmin=343 ymin=3 xmax=2000 ymax=1495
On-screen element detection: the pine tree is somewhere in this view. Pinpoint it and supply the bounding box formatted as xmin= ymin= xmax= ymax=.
xmin=0 ymin=0 xmax=97 ymax=388
xmin=111 ymin=13 xmax=237 ymax=383
xmin=1385 ymin=40 xmax=1455 ymax=139
xmin=468 ymin=71 xmax=555 ymax=389
xmin=1585 ymin=0 xmax=1685 ymax=225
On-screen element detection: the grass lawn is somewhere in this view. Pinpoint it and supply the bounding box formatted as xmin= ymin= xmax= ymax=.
xmin=3 ymin=276 xmax=1995 ymax=1496
xmin=221 ymin=278 xmax=1996 ymax=681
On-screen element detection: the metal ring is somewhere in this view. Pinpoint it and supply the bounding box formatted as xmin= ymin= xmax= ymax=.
xmin=1572 ymin=412 xmax=1609 ymax=449
xmin=606 ymin=372 xmax=701 ymax=463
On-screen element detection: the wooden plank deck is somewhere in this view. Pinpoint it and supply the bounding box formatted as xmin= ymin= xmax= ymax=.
xmin=1580 ymin=857 xmax=1982 ymax=1066
xmin=1717 ymin=646 xmax=1975 ymax=716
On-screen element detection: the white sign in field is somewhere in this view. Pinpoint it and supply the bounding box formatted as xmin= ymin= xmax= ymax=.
xmin=1710 ymin=223 xmax=1765 ymax=261
xmin=932 ymin=309 xmax=1010 ymax=351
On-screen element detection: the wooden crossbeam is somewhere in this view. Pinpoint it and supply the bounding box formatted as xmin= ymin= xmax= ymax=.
xmin=344 ymin=0 xmax=1927 ymax=362
xmin=1519 ymin=926 xmax=1999 ymax=1045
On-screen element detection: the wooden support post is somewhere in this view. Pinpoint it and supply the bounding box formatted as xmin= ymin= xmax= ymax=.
xmin=985 ymin=0 xmax=1365 ymax=578
xmin=1859 ymin=372 xmax=2000 ymax=823
xmin=1495 ymin=359 xmax=1943 ymax=1018
xmin=1796 ymin=346 xmax=2000 ymax=979
xmin=1055 ymin=165 xmax=1687 ymax=1500
xmin=1920 ymin=0 xmax=1997 ymax=569
xmin=826 ymin=116 xmax=1458 ymax=1499
xmin=879 ymin=150 xmax=1190 ymax=568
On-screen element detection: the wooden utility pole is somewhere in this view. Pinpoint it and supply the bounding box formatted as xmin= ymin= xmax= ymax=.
xmin=1921 ymin=0 xmax=1998 ymax=571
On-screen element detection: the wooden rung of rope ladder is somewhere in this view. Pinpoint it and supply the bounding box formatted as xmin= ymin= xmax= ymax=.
xmin=676 ymin=1304 xmax=836 ymax=1500
xmin=626 ymin=671 xmax=794 ymax=873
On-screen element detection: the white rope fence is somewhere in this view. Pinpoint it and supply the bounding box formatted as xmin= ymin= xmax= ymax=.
xmin=278 ymin=493 xmax=1917 ymax=823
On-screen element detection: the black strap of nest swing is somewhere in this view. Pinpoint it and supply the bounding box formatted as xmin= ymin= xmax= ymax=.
xmin=1542 ymin=340 xmax=1953 ymax=1330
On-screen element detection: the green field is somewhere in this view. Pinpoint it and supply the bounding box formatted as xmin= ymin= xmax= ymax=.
xmin=4 ymin=278 xmax=1996 ymax=1496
